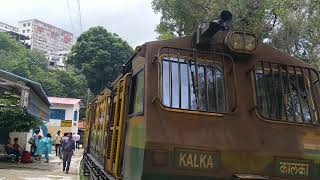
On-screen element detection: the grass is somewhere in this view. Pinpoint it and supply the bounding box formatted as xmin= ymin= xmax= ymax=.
xmin=79 ymin=159 xmax=89 ymax=180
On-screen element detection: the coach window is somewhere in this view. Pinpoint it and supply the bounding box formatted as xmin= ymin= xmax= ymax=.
xmin=162 ymin=57 xmax=225 ymax=113
xmin=255 ymin=61 xmax=320 ymax=124
xmin=129 ymin=70 xmax=144 ymax=115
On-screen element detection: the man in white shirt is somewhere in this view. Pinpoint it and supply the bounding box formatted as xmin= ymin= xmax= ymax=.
xmin=53 ymin=131 xmax=62 ymax=156
xmin=72 ymin=133 xmax=81 ymax=149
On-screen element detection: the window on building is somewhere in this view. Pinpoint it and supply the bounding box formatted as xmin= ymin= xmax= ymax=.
xmin=49 ymin=61 xmax=55 ymax=66
xmin=161 ymin=57 xmax=225 ymax=112
xmin=73 ymin=110 xmax=78 ymax=121
xmin=129 ymin=70 xmax=144 ymax=115
xmin=50 ymin=109 xmax=66 ymax=120
xmin=27 ymin=23 xmax=30 ymax=26
xmin=22 ymin=30 xmax=25 ymax=33
xmin=27 ymin=29 xmax=30 ymax=33
xmin=254 ymin=61 xmax=320 ymax=124
xmin=23 ymin=23 xmax=26 ymax=27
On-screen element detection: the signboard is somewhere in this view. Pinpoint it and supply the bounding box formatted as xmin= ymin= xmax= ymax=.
xmin=274 ymin=157 xmax=313 ymax=178
xmin=174 ymin=148 xmax=219 ymax=171
xmin=61 ymin=120 xmax=72 ymax=127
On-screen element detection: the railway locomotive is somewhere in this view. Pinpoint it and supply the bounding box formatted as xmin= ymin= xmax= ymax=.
xmin=83 ymin=11 xmax=320 ymax=180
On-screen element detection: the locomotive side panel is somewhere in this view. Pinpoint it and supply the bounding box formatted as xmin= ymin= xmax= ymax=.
xmin=123 ymin=54 xmax=147 ymax=180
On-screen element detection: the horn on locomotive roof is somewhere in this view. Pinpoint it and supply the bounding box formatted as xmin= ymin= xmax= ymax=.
xmin=192 ymin=10 xmax=233 ymax=48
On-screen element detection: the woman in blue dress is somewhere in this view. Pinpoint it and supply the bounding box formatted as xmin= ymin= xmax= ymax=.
xmin=35 ymin=135 xmax=45 ymax=160
xmin=44 ymin=133 xmax=52 ymax=163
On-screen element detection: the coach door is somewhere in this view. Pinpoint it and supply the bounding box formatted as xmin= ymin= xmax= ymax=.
xmin=106 ymin=74 xmax=131 ymax=177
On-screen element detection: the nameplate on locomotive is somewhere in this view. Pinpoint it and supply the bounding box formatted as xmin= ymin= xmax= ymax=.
xmin=274 ymin=157 xmax=313 ymax=177
xmin=174 ymin=148 xmax=219 ymax=171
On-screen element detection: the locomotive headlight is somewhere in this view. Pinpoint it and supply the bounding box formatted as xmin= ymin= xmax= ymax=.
xmin=245 ymin=35 xmax=257 ymax=51
xmin=225 ymin=31 xmax=257 ymax=53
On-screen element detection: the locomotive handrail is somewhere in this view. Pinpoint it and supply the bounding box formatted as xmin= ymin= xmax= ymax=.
xmin=105 ymin=73 xmax=131 ymax=177
xmin=157 ymin=46 xmax=238 ymax=115
xmin=107 ymin=78 xmax=122 ymax=172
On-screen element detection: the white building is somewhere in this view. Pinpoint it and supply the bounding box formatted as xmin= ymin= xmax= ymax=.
xmin=18 ymin=19 xmax=73 ymax=53
xmin=0 ymin=21 xmax=19 ymax=33
xmin=46 ymin=50 xmax=69 ymax=70
xmin=0 ymin=21 xmax=31 ymax=48
xmin=47 ymin=97 xmax=81 ymax=136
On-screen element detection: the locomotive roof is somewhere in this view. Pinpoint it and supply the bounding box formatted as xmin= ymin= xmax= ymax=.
xmin=142 ymin=35 xmax=315 ymax=70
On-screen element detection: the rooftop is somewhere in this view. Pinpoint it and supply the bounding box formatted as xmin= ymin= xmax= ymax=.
xmin=0 ymin=69 xmax=51 ymax=120
xmin=48 ymin=97 xmax=81 ymax=105
xmin=0 ymin=69 xmax=50 ymax=106
xmin=18 ymin=19 xmax=73 ymax=35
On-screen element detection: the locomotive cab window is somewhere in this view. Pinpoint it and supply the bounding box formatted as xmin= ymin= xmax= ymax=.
xmin=159 ymin=48 xmax=237 ymax=114
xmin=129 ymin=70 xmax=144 ymax=115
xmin=254 ymin=61 xmax=320 ymax=124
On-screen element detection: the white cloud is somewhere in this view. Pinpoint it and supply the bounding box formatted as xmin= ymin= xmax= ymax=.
xmin=0 ymin=0 xmax=161 ymax=47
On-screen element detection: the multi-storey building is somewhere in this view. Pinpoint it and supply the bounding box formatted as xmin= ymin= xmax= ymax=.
xmin=18 ymin=19 xmax=73 ymax=53
xmin=0 ymin=21 xmax=30 ymax=48
xmin=0 ymin=21 xmax=19 ymax=33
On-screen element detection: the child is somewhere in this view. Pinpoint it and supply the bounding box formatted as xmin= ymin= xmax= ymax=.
xmin=13 ymin=138 xmax=21 ymax=153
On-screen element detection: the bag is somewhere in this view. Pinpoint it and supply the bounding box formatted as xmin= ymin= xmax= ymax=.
xmin=21 ymin=151 xmax=33 ymax=163
xmin=28 ymin=137 xmax=35 ymax=145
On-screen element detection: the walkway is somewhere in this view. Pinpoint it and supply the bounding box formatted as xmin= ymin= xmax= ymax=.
xmin=0 ymin=149 xmax=83 ymax=180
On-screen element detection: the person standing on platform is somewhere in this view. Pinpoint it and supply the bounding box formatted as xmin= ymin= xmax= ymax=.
xmin=35 ymin=135 xmax=45 ymax=161
xmin=29 ymin=129 xmax=40 ymax=156
xmin=61 ymin=132 xmax=75 ymax=174
xmin=74 ymin=133 xmax=80 ymax=149
xmin=54 ymin=131 xmax=62 ymax=156
xmin=44 ymin=133 xmax=52 ymax=163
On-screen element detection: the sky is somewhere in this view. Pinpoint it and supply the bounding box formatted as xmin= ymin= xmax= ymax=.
xmin=0 ymin=0 xmax=161 ymax=47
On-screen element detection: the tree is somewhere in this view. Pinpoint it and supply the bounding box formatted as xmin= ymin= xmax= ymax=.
xmin=152 ymin=0 xmax=320 ymax=66
xmin=0 ymin=32 xmax=89 ymax=99
xmin=0 ymin=92 xmax=42 ymax=131
xmin=68 ymin=26 xmax=134 ymax=95
xmin=49 ymin=69 xmax=88 ymax=98
xmin=0 ymin=32 xmax=90 ymax=121
xmin=0 ymin=33 xmax=30 ymax=77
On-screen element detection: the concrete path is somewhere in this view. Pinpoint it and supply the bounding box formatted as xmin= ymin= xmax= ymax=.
xmin=0 ymin=148 xmax=83 ymax=180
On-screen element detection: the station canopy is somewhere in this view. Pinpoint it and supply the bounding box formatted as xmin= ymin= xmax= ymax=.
xmin=0 ymin=69 xmax=51 ymax=121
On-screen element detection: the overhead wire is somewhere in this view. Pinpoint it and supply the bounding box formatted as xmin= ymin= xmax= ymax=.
xmin=66 ymin=0 xmax=75 ymax=35
xmin=77 ymin=0 xmax=83 ymax=33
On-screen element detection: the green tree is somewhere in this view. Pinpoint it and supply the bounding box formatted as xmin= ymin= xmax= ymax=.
xmin=0 ymin=32 xmax=89 ymax=99
xmin=0 ymin=33 xmax=30 ymax=77
xmin=152 ymin=0 xmax=320 ymax=66
xmin=68 ymin=26 xmax=134 ymax=94
xmin=51 ymin=69 xmax=88 ymax=98
xmin=0 ymin=92 xmax=42 ymax=131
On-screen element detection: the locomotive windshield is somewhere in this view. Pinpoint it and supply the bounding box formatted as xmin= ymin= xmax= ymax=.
xmin=254 ymin=61 xmax=320 ymax=124
xmin=161 ymin=56 xmax=226 ymax=113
